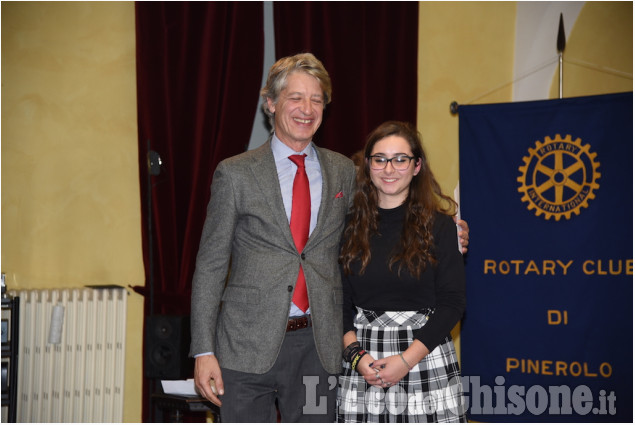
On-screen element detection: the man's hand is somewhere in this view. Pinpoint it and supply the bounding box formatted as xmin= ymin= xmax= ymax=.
xmin=454 ymin=217 xmax=470 ymax=254
xmin=194 ymin=354 xmax=224 ymax=407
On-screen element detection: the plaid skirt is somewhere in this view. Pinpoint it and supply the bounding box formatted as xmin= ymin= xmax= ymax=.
xmin=337 ymin=308 xmax=466 ymax=423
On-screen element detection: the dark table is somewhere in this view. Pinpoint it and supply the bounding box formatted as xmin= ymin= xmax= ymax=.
xmin=151 ymin=393 xmax=219 ymax=422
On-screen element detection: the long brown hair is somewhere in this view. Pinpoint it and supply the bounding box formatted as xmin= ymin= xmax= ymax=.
xmin=339 ymin=121 xmax=457 ymax=277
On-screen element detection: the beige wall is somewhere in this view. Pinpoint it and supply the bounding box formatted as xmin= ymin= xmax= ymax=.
xmin=2 ymin=2 xmax=144 ymax=422
xmin=549 ymin=2 xmax=633 ymax=98
xmin=418 ymin=2 xmax=517 ymax=198
xmin=1 ymin=1 xmax=632 ymax=422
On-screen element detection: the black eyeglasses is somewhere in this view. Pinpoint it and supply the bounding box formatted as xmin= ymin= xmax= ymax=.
xmin=368 ymin=155 xmax=416 ymax=170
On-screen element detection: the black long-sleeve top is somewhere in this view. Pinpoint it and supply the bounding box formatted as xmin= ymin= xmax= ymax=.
xmin=341 ymin=204 xmax=466 ymax=352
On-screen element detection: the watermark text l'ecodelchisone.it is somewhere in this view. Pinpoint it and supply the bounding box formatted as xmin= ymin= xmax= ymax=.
xmin=302 ymin=375 xmax=618 ymax=417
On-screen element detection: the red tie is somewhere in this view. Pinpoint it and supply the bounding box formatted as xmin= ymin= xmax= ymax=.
xmin=289 ymin=154 xmax=310 ymax=312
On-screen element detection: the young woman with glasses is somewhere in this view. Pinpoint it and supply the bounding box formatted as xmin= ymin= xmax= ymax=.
xmin=337 ymin=121 xmax=466 ymax=422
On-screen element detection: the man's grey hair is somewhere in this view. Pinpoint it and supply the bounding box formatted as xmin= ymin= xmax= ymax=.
xmin=260 ymin=53 xmax=332 ymax=130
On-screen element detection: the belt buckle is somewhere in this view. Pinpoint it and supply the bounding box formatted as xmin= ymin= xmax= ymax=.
xmin=287 ymin=316 xmax=309 ymax=332
xmin=298 ymin=317 xmax=306 ymax=328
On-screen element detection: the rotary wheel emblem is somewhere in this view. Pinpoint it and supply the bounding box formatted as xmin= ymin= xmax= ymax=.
xmin=517 ymin=134 xmax=601 ymax=221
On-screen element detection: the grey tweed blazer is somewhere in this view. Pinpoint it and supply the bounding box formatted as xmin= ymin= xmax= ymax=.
xmin=190 ymin=140 xmax=356 ymax=374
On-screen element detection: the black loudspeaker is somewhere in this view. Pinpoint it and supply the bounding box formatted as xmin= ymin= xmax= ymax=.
xmin=144 ymin=315 xmax=193 ymax=379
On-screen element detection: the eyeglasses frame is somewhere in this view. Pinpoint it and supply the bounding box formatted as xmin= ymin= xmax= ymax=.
xmin=367 ymin=154 xmax=417 ymax=170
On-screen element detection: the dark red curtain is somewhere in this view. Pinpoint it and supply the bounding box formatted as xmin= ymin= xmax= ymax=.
xmin=273 ymin=2 xmax=418 ymax=158
xmin=135 ymin=2 xmax=264 ymax=317
xmin=135 ymin=2 xmax=263 ymax=420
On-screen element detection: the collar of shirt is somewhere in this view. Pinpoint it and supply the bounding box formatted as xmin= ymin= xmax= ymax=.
xmin=271 ymin=133 xmax=318 ymax=166
xmin=271 ymin=134 xmax=322 ymax=221
xmin=271 ymin=133 xmax=322 ymax=220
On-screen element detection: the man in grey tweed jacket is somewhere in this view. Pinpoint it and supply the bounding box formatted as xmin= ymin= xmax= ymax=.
xmin=190 ymin=53 xmax=356 ymax=422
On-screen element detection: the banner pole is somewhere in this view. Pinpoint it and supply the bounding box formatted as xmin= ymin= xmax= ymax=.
xmin=557 ymin=13 xmax=566 ymax=99
xmin=559 ymin=53 xmax=563 ymax=99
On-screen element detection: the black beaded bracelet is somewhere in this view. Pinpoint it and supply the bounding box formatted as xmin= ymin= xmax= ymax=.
xmin=346 ymin=346 xmax=362 ymax=363
xmin=343 ymin=341 xmax=361 ymax=362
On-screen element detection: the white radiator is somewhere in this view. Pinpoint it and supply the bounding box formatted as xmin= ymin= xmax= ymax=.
xmin=9 ymin=287 xmax=127 ymax=423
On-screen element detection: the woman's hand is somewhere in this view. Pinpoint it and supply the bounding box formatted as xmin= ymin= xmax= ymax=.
xmin=364 ymin=355 xmax=410 ymax=388
xmin=364 ymin=341 xmax=429 ymax=388
xmin=356 ymin=353 xmax=383 ymax=386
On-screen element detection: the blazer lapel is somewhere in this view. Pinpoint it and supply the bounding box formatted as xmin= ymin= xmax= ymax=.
xmin=249 ymin=142 xmax=297 ymax=250
xmin=306 ymin=147 xmax=334 ymax=249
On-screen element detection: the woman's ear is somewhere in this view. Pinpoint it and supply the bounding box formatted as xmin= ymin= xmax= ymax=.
xmin=413 ymin=158 xmax=422 ymax=176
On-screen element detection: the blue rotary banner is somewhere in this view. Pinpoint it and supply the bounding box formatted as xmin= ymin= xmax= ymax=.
xmin=458 ymin=92 xmax=632 ymax=422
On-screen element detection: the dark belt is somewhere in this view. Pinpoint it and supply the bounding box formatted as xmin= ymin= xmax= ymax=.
xmin=287 ymin=315 xmax=311 ymax=332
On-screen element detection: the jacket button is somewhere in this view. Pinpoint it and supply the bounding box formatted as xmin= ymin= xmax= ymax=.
xmin=287 ymin=285 xmax=293 ymax=292
xmin=301 ymin=253 xmax=306 ymax=260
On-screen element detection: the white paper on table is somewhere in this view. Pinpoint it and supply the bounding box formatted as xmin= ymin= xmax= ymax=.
xmin=161 ymin=379 xmax=198 ymax=396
